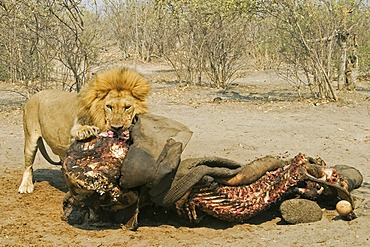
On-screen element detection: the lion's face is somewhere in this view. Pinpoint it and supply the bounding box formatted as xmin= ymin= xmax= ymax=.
xmin=103 ymin=90 xmax=137 ymax=131
xmin=77 ymin=67 xmax=150 ymax=135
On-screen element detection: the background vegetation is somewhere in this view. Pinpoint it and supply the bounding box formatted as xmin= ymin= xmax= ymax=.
xmin=0 ymin=0 xmax=369 ymax=100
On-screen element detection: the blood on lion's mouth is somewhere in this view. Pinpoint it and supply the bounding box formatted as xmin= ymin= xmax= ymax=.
xmin=100 ymin=127 xmax=130 ymax=141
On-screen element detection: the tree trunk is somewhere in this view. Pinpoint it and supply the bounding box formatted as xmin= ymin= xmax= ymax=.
xmin=345 ymin=35 xmax=358 ymax=91
xmin=337 ymin=32 xmax=347 ymax=90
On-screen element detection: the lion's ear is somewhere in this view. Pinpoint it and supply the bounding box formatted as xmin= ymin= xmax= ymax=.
xmin=133 ymin=100 xmax=149 ymax=115
xmin=131 ymin=80 xmax=150 ymax=101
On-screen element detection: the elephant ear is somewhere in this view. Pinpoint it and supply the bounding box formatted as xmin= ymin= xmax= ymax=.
xmin=119 ymin=114 xmax=193 ymax=189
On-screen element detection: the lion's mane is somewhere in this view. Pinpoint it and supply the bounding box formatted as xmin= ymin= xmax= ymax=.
xmin=77 ymin=67 xmax=150 ymax=130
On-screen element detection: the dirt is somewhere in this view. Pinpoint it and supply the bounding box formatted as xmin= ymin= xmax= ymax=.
xmin=0 ymin=64 xmax=369 ymax=247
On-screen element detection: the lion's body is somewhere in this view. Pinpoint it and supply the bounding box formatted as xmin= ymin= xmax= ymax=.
xmin=24 ymin=90 xmax=78 ymax=158
xmin=19 ymin=67 xmax=150 ymax=193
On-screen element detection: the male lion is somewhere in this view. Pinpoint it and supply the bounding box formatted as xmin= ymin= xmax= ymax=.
xmin=18 ymin=67 xmax=150 ymax=193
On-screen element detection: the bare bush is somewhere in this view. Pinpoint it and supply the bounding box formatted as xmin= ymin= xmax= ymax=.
xmin=0 ymin=0 xmax=57 ymax=91
xmin=154 ymin=0 xmax=258 ymax=88
xmin=0 ymin=0 xmax=101 ymax=95
xmin=267 ymin=0 xmax=365 ymax=101
xmin=104 ymin=0 xmax=159 ymax=62
xmin=48 ymin=0 xmax=101 ymax=91
xmin=1 ymin=0 xmax=369 ymax=100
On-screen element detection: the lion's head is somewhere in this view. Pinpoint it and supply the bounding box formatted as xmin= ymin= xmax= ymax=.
xmin=77 ymin=67 xmax=150 ymax=132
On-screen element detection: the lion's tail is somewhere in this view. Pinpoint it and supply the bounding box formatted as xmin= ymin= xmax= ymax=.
xmin=37 ymin=138 xmax=62 ymax=166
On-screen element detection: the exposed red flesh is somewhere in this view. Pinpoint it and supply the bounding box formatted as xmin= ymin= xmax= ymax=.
xmin=183 ymin=154 xmax=341 ymax=222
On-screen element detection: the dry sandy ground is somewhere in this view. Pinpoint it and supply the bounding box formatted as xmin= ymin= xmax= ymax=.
xmin=0 ymin=65 xmax=369 ymax=247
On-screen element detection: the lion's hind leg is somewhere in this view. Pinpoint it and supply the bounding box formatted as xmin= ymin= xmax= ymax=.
xmin=18 ymin=104 xmax=41 ymax=193
xmin=18 ymin=133 xmax=40 ymax=193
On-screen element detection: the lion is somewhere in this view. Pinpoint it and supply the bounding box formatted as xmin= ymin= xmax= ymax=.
xmin=18 ymin=67 xmax=150 ymax=193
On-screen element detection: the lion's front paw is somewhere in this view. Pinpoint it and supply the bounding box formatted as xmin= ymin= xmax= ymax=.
xmin=72 ymin=125 xmax=100 ymax=140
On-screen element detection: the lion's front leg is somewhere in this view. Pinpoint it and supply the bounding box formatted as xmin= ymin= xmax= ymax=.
xmin=71 ymin=124 xmax=100 ymax=141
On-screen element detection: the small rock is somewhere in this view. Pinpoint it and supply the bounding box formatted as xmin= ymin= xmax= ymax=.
xmin=336 ymin=200 xmax=353 ymax=217
xmin=213 ymin=97 xmax=222 ymax=103
xmin=280 ymin=198 xmax=322 ymax=224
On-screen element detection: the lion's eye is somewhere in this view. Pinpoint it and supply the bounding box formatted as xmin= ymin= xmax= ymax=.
xmin=106 ymin=105 xmax=113 ymax=111
xmin=124 ymin=105 xmax=131 ymax=111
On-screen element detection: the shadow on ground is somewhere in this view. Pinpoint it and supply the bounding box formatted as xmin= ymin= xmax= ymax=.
xmin=215 ymin=89 xmax=305 ymax=102
xmin=34 ymin=168 xmax=68 ymax=192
